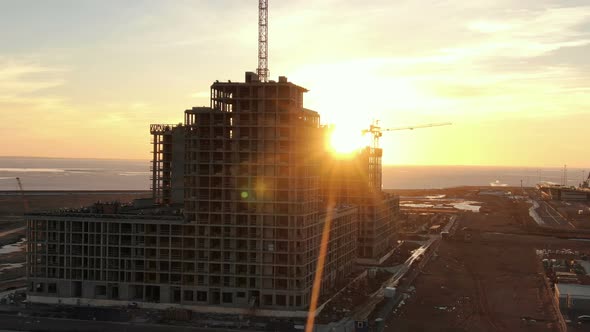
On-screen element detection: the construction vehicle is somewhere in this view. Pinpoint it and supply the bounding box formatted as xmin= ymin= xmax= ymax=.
xmin=361 ymin=121 xmax=452 ymax=148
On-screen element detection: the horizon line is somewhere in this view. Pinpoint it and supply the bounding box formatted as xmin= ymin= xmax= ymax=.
xmin=0 ymin=155 xmax=587 ymax=169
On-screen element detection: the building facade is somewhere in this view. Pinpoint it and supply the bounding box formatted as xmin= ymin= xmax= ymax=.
xmin=320 ymin=143 xmax=400 ymax=261
xmin=26 ymin=206 xmax=356 ymax=310
xmin=26 ymin=73 xmax=360 ymax=312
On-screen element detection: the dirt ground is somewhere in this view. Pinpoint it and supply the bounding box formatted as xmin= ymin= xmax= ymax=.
xmin=0 ymin=188 xmax=584 ymax=330
xmin=385 ymin=187 xmax=588 ymax=332
xmin=390 ymin=234 xmax=563 ymax=332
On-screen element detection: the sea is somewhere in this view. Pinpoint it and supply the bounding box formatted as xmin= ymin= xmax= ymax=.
xmin=0 ymin=157 xmax=587 ymax=191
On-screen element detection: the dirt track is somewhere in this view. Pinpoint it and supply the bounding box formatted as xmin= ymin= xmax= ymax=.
xmin=385 ymin=187 xmax=585 ymax=332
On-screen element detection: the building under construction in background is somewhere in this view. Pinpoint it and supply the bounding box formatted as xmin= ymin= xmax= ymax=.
xmin=24 ymin=0 xmax=400 ymax=315
xmin=538 ymin=185 xmax=590 ymax=202
xmin=25 ymin=72 xmax=399 ymax=314
xmin=319 ymin=133 xmax=399 ymax=262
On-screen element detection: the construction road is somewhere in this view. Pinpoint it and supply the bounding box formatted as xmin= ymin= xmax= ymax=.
xmin=536 ymin=200 xmax=575 ymax=229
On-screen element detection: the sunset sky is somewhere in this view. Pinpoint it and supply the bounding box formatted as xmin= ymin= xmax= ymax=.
xmin=1 ymin=0 xmax=588 ymax=167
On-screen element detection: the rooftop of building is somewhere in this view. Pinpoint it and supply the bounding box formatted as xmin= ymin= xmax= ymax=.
xmin=211 ymin=72 xmax=309 ymax=92
xmin=26 ymin=198 xmax=364 ymax=223
xmin=149 ymin=123 xmax=183 ymax=134
xmin=538 ymin=184 xmax=590 ymax=192
xmin=556 ymin=283 xmax=590 ymax=297
xmin=25 ymin=199 xmax=184 ymax=222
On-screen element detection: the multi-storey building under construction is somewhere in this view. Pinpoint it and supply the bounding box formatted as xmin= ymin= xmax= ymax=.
xmin=319 ymin=142 xmax=399 ymax=263
xmin=25 ymin=72 xmax=399 ymax=313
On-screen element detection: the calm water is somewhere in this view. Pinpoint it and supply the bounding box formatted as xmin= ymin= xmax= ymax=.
xmin=0 ymin=157 xmax=150 ymax=191
xmin=0 ymin=157 xmax=587 ymax=190
xmin=382 ymin=165 xmax=589 ymax=189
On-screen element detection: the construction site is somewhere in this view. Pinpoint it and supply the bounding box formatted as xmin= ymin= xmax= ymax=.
xmin=3 ymin=183 xmax=590 ymax=331
xmin=18 ymin=1 xmax=409 ymax=327
xmin=1 ymin=1 xmax=590 ymax=332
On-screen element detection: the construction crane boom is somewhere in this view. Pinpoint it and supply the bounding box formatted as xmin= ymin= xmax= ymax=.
xmin=382 ymin=122 xmax=453 ymax=132
xmin=257 ymin=0 xmax=269 ymax=82
xmin=361 ymin=121 xmax=452 ymax=148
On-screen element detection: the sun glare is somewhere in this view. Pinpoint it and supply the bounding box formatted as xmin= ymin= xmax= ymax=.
xmin=329 ymin=127 xmax=366 ymax=156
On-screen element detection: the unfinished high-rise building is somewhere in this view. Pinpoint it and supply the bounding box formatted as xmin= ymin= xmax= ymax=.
xmin=26 ymin=73 xmax=370 ymax=313
xmin=150 ymin=124 xmax=185 ymax=206
xmin=319 ymin=134 xmax=399 ymax=263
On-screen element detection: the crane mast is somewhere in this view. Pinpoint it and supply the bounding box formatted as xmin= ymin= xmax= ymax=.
xmin=16 ymin=177 xmax=29 ymax=213
xmin=257 ymin=0 xmax=269 ymax=82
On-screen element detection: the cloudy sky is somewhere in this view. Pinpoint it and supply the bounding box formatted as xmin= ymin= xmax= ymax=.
xmin=1 ymin=0 xmax=588 ymax=166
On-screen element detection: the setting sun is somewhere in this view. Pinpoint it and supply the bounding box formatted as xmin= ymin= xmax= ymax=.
xmin=328 ymin=126 xmax=367 ymax=157
xmin=2 ymin=2 xmax=590 ymax=331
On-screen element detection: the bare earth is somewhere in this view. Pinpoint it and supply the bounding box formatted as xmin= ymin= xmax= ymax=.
xmin=385 ymin=186 xmax=586 ymax=332
xmin=0 ymin=188 xmax=583 ymax=331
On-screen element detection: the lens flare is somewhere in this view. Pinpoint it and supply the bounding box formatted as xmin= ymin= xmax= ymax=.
xmin=329 ymin=126 xmax=366 ymax=157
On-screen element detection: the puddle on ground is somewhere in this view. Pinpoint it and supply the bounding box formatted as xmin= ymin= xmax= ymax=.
xmin=0 ymin=238 xmax=26 ymax=255
xmin=401 ymin=203 xmax=436 ymax=208
xmin=0 ymin=262 xmax=24 ymax=273
xmin=425 ymin=194 xmax=446 ymax=199
xmin=401 ymin=200 xmax=482 ymax=212
xmin=451 ymin=201 xmax=481 ymax=212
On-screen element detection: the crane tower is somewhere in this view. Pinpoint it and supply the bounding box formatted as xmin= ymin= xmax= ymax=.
xmin=16 ymin=177 xmax=29 ymax=213
xmin=257 ymin=0 xmax=269 ymax=82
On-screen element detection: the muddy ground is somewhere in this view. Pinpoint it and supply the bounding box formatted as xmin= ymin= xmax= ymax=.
xmin=0 ymin=187 xmax=584 ymax=331
xmin=385 ymin=186 xmax=587 ymax=332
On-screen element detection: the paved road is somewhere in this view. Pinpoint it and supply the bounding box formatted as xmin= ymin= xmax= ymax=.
xmin=525 ymin=189 xmax=575 ymax=229
xmin=0 ymin=313 xmax=253 ymax=332
xmin=536 ymin=200 xmax=575 ymax=229
xmin=353 ymin=217 xmax=458 ymax=321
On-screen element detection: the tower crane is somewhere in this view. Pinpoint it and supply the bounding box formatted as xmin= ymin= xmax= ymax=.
xmin=361 ymin=121 xmax=452 ymax=148
xmin=257 ymin=0 xmax=269 ymax=82
xmin=15 ymin=177 xmax=29 ymax=214
xmin=581 ymin=171 xmax=590 ymax=189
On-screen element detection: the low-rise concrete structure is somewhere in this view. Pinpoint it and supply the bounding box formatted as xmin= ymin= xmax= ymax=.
xmin=539 ymin=185 xmax=590 ymax=201
xmin=26 ymin=203 xmax=358 ymax=314
xmin=555 ymin=283 xmax=590 ymax=318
